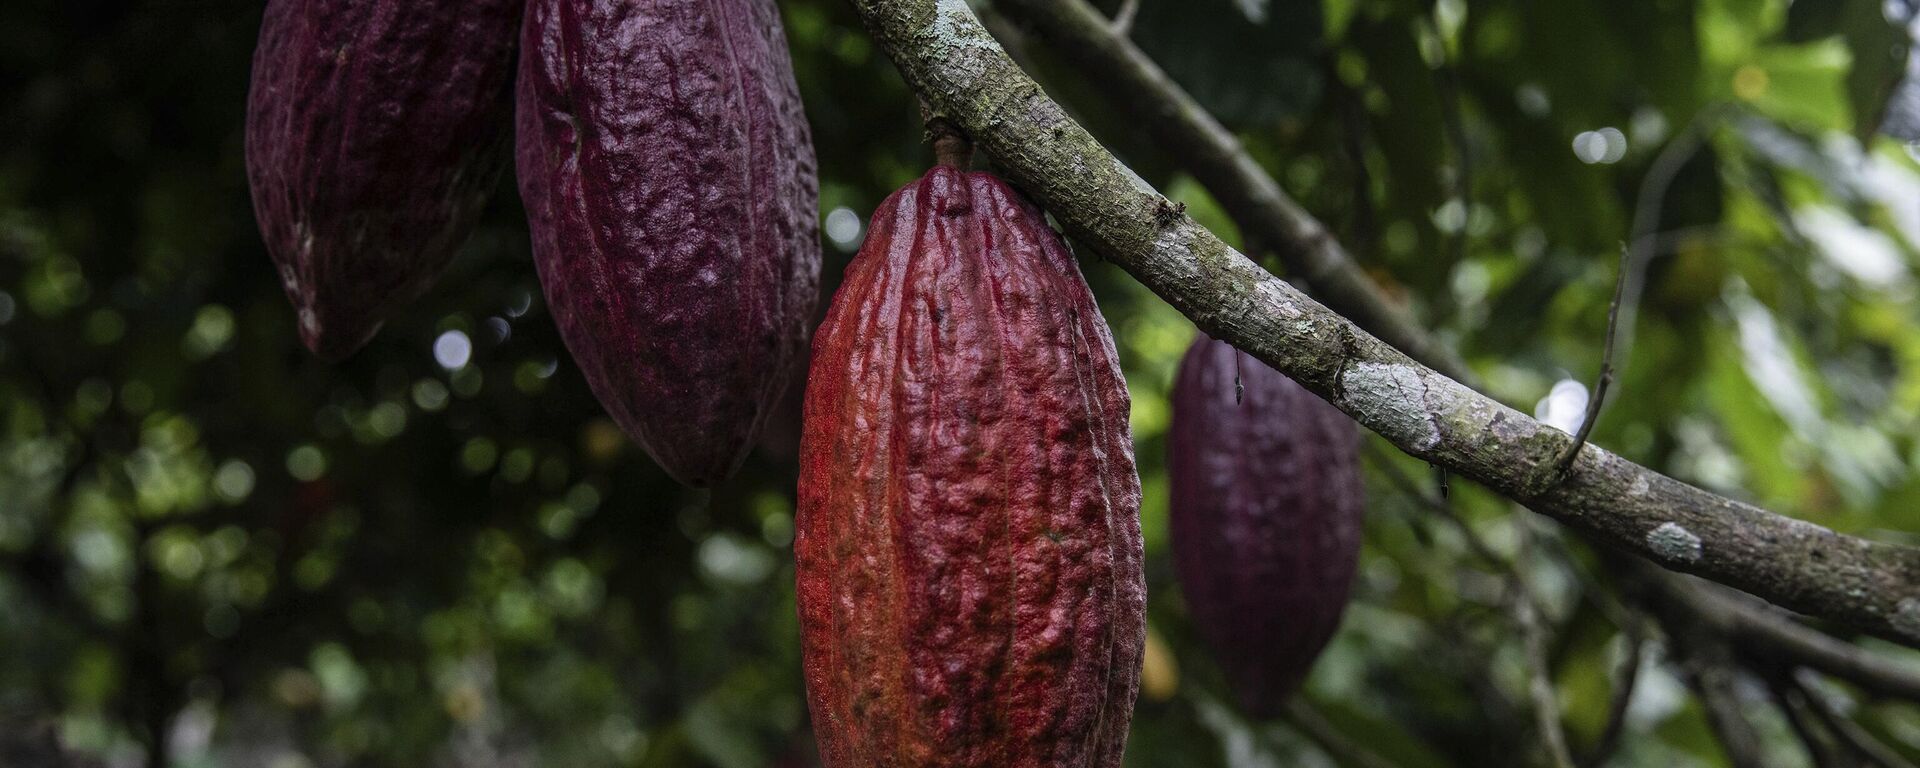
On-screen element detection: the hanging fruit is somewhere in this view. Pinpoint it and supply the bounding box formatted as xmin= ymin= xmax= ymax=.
xmin=516 ymin=0 xmax=821 ymax=487
xmin=1169 ymin=336 xmax=1364 ymax=716
xmin=246 ymin=0 xmax=524 ymax=360
xmin=795 ymin=157 xmax=1144 ymax=766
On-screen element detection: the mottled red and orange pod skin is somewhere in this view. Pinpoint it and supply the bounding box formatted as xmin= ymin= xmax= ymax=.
xmin=796 ymin=166 xmax=1144 ymax=767
xmin=1170 ymin=336 xmax=1364 ymax=716
xmin=516 ymin=0 xmax=820 ymax=488
xmin=245 ymin=0 xmax=522 ymax=361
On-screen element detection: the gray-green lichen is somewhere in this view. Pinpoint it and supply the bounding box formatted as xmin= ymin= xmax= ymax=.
xmin=855 ymin=0 xmax=1920 ymax=645
xmin=1894 ymin=599 xmax=1920 ymax=639
xmin=1647 ymin=522 xmax=1703 ymax=565
xmin=1340 ymin=362 xmax=1441 ymax=453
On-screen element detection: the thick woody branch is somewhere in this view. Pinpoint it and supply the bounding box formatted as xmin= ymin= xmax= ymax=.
xmin=993 ymin=0 xmax=1475 ymax=385
xmin=848 ymin=0 xmax=1920 ymax=644
xmin=988 ymin=0 xmax=1920 ymax=693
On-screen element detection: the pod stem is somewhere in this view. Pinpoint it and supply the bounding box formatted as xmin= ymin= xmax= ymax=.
xmin=920 ymin=98 xmax=975 ymax=169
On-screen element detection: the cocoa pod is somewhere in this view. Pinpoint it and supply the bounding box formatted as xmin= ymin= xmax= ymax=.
xmin=516 ymin=0 xmax=820 ymax=487
xmin=245 ymin=0 xmax=522 ymax=361
xmin=795 ymin=166 xmax=1144 ymax=767
xmin=1169 ymin=336 xmax=1363 ymax=717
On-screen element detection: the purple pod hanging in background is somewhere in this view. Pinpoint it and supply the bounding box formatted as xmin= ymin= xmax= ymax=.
xmin=1170 ymin=335 xmax=1364 ymax=716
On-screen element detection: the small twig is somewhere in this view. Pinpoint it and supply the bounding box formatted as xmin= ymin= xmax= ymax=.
xmin=1789 ymin=671 xmax=1918 ymax=768
xmin=1579 ymin=618 xmax=1646 ymax=768
xmin=1551 ymin=242 xmax=1630 ymax=475
xmin=1629 ymin=559 xmax=1920 ymax=703
xmin=1655 ymin=604 xmax=1766 ymax=768
xmin=1280 ymin=698 xmax=1401 ymax=768
xmin=1764 ymin=669 xmax=1848 ymax=768
xmin=1108 ymin=0 xmax=1139 ymax=35
xmin=1551 ymin=122 xmax=1710 ymax=476
xmin=1514 ymin=518 xmax=1578 ymax=768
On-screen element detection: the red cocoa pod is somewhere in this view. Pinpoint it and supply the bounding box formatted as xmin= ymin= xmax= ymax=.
xmin=516 ymin=0 xmax=820 ymax=488
xmin=795 ymin=166 xmax=1145 ymax=767
xmin=245 ymin=0 xmax=522 ymax=361
xmin=1169 ymin=336 xmax=1363 ymax=717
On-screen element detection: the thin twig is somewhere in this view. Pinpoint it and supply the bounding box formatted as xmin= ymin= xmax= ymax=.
xmin=1628 ymin=559 xmax=1920 ymax=703
xmin=1280 ymin=698 xmax=1401 ymax=768
xmin=1790 ymin=671 xmax=1919 ymax=768
xmin=1647 ymin=584 xmax=1767 ymax=768
xmin=1678 ymin=644 xmax=1767 ymax=768
xmin=1579 ymin=618 xmax=1646 ymax=768
xmin=1515 ymin=517 xmax=1578 ymax=768
xmin=1765 ymin=669 xmax=1848 ymax=768
xmin=1552 ymin=123 xmax=1710 ymax=475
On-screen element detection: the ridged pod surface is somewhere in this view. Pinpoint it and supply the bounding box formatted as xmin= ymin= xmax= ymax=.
xmin=796 ymin=166 xmax=1144 ymax=767
xmin=245 ymin=0 xmax=522 ymax=360
xmin=516 ymin=0 xmax=820 ymax=487
xmin=1169 ymin=336 xmax=1363 ymax=717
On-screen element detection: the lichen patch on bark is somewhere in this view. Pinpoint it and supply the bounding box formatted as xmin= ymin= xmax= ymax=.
xmin=1340 ymin=362 xmax=1441 ymax=453
xmin=1647 ymin=522 xmax=1704 ymax=565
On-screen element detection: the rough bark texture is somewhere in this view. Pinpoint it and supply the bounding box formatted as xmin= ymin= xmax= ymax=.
xmin=995 ymin=0 xmax=1473 ymax=385
xmin=795 ymin=166 xmax=1144 ymax=767
xmin=1170 ymin=337 xmax=1361 ymax=717
xmin=517 ymin=0 xmax=820 ymax=487
xmin=846 ymin=0 xmax=1920 ymax=645
xmin=245 ymin=0 xmax=522 ymax=360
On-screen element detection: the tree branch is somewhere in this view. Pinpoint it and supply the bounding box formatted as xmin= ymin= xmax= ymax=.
xmin=1633 ymin=561 xmax=1920 ymax=702
xmin=1658 ymin=613 xmax=1767 ymax=768
xmin=996 ymin=0 xmax=1477 ymax=385
xmin=1579 ymin=622 xmax=1644 ymax=768
xmin=1789 ymin=671 xmax=1918 ymax=768
xmin=990 ymin=0 xmax=1920 ymax=693
xmin=1765 ymin=670 xmax=1848 ymax=768
xmin=849 ymin=0 xmax=1920 ymax=645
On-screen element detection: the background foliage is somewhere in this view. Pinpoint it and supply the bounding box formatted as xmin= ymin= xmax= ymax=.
xmin=4 ymin=0 xmax=1920 ymax=765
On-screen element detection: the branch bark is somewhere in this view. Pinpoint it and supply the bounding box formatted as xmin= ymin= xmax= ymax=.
xmin=989 ymin=0 xmax=1920 ymax=696
xmin=848 ymin=0 xmax=1920 ymax=645
xmin=994 ymin=0 xmax=1475 ymax=385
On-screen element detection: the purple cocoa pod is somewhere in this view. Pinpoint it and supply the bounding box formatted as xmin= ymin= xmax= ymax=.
xmin=516 ymin=0 xmax=821 ymax=488
xmin=245 ymin=0 xmax=523 ymax=360
xmin=1169 ymin=336 xmax=1363 ymax=716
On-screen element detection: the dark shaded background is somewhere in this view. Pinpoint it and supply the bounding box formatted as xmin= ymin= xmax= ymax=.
xmin=5 ymin=0 xmax=1920 ymax=765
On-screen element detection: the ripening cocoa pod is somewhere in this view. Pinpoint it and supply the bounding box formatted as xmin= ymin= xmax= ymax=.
xmin=245 ymin=0 xmax=522 ymax=361
xmin=1169 ymin=336 xmax=1363 ymax=717
xmin=796 ymin=166 xmax=1145 ymax=767
xmin=516 ymin=0 xmax=820 ymax=488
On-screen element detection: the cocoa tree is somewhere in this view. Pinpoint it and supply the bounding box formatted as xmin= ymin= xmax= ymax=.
xmin=5 ymin=0 xmax=1920 ymax=765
